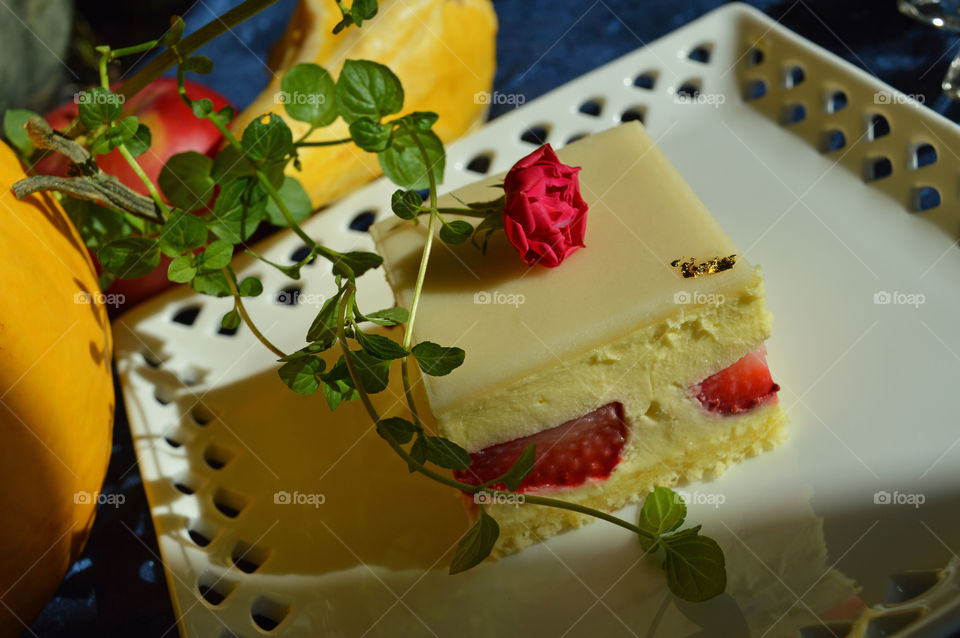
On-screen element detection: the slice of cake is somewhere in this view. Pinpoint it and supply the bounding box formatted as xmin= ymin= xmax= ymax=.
xmin=370 ymin=121 xmax=786 ymax=556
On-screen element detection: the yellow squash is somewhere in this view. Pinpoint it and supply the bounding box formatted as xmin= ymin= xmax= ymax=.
xmin=0 ymin=141 xmax=114 ymax=637
xmin=233 ymin=0 xmax=497 ymax=207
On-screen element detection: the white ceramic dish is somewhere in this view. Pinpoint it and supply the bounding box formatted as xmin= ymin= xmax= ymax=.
xmin=113 ymin=4 xmax=960 ymax=636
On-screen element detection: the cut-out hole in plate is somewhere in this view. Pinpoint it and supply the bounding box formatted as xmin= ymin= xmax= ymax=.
xmin=632 ymin=70 xmax=657 ymax=89
xmin=163 ymin=434 xmax=182 ymax=449
xmin=231 ymin=540 xmax=271 ymax=574
xmin=910 ymin=186 xmax=941 ymax=212
xmin=465 ymin=153 xmax=493 ymax=174
xmin=783 ymin=64 xmax=805 ymax=88
xmin=781 ymin=103 xmax=806 ymax=125
xmin=251 ymin=596 xmax=291 ymax=632
xmin=864 ymin=609 xmax=924 ymax=637
xmin=519 ymin=124 xmax=550 ymax=145
xmin=577 ymin=97 xmax=604 ymax=117
xmin=746 ymin=47 xmax=764 ymax=66
xmin=172 ymin=306 xmax=201 ymax=326
xmin=676 ymin=79 xmax=702 ymax=99
xmin=742 ymin=78 xmax=767 ymax=101
xmin=886 ymin=569 xmax=941 ymax=603
xmin=826 ymin=89 xmax=848 ymax=113
xmin=186 ymin=518 xmax=217 ymax=548
xmin=798 ymin=621 xmax=853 ymax=638
xmin=203 ymin=442 xmax=236 ymax=470
xmin=566 ymin=132 xmax=589 ymax=145
xmin=190 ymin=404 xmax=214 ymax=426
xmin=349 ymin=210 xmax=376 ymax=232
xmin=212 ymin=487 xmax=248 ymax=519
xmin=197 ymin=571 xmax=236 ymax=607
xmin=289 ymin=245 xmax=316 ymax=265
xmin=911 ymin=143 xmax=937 ymax=169
xmin=275 ymin=286 xmax=301 ymax=306
xmin=141 ymin=350 xmax=165 ymax=368
xmin=864 ymin=156 xmax=893 ymax=182
xmin=867 ymin=113 xmax=891 ymax=140
xmin=153 ymin=385 xmax=177 ymax=406
xmin=687 ymin=43 xmax=713 ymax=64
xmin=819 ymin=129 xmax=846 ymax=153
xmin=620 ymin=106 xmax=646 ymax=123
xmin=172 ymin=471 xmax=199 ymax=495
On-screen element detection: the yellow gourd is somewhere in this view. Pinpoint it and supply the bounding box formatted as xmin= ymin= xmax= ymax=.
xmin=0 ymin=141 xmax=114 ymax=637
xmin=233 ymin=0 xmax=498 ymax=207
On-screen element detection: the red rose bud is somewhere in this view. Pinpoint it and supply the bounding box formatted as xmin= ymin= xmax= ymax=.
xmin=502 ymin=144 xmax=588 ymax=268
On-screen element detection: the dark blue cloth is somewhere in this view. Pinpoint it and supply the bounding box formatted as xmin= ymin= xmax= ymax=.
xmin=27 ymin=0 xmax=960 ymax=635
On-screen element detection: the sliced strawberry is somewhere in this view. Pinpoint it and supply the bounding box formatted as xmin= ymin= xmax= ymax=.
xmin=694 ymin=347 xmax=780 ymax=414
xmin=454 ymin=403 xmax=628 ymax=492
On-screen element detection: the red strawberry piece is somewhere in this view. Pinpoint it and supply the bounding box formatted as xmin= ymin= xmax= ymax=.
xmin=694 ymin=347 xmax=780 ymax=414
xmin=454 ymin=403 xmax=628 ymax=492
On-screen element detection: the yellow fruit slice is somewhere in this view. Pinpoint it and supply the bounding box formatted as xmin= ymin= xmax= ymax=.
xmin=233 ymin=0 xmax=497 ymax=208
xmin=0 ymin=141 xmax=113 ymax=637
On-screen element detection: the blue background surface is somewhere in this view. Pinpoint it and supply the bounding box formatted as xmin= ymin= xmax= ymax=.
xmin=25 ymin=0 xmax=960 ymax=635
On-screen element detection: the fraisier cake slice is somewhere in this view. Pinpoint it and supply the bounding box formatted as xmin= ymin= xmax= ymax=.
xmin=370 ymin=122 xmax=786 ymax=556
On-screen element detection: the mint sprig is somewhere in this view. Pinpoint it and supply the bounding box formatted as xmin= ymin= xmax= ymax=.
xmin=5 ymin=3 xmax=729 ymax=603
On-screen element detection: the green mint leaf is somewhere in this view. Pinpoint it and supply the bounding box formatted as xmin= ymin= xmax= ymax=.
xmin=183 ymin=55 xmax=213 ymax=75
xmin=196 ymin=239 xmax=233 ymax=272
xmin=105 ymin=116 xmax=139 ymax=150
xmin=264 ymin=176 xmax=312 ymax=227
xmin=349 ymin=117 xmax=392 ymax=152
xmin=378 ymin=125 xmax=445 ymax=191
xmin=159 ymin=152 xmax=215 ymax=211
xmin=449 ymin=508 xmax=499 ymax=575
xmin=158 ymin=210 xmax=207 ymax=257
xmin=411 ymin=341 xmax=465 ymax=376
xmin=62 ymin=198 xmax=136 ymax=251
xmin=439 ymin=219 xmax=473 ymax=245
xmin=357 ymin=306 xmax=408 ymax=326
xmin=280 ymin=63 xmax=337 ymax=127
xmin=660 ymin=529 xmax=727 ymax=602
xmin=637 ymin=487 xmax=687 ymax=551
xmin=98 ymin=237 xmax=160 ymax=279
xmin=160 ymin=15 xmax=185 ymax=46
xmin=422 ymin=436 xmax=471 ymax=470
xmin=190 ymin=270 xmax=232 ymax=297
xmin=237 ymin=276 xmax=263 ymax=297
xmin=306 ymin=292 xmax=341 ymax=345
xmin=409 ymin=434 xmax=427 ymax=472
xmin=347 ymin=349 xmax=390 ymax=393
xmin=89 ymin=133 xmax=112 ymax=156
xmin=355 ymin=331 xmax=408 ymax=360
xmin=241 ymin=112 xmax=293 ymax=163
xmin=335 ymin=59 xmax=403 ymax=124
xmin=3 ymin=109 xmax=39 ymax=156
xmin=77 ymin=87 xmax=123 ymax=129
xmin=376 ymin=416 xmax=419 ymax=444
xmin=211 ymin=145 xmax=252 ymax=185
xmin=167 ymin=254 xmax=196 ymax=283
xmin=191 ymin=98 xmax=214 ymax=119
xmin=407 ymin=111 xmax=439 ymax=131
xmin=278 ymin=357 xmax=325 ymax=395
xmin=125 ymin=123 xmax=152 ymax=157
xmin=321 ymin=378 xmax=355 ymax=411
xmin=496 ymin=443 xmax=535 ymax=491
xmin=210 ymin=105 xmax=235 ymax=128
xmin=221 ymin=309 xmax=241 ymax=331
xmin=330 ymin=250 xmax=383 ymax=279
xmin=351 ymin=0 xmax=379 ymax=24
xmin=278 ymin=342 xmax=328 ymax=362
xmin=208 ymin=177 xmax=267 ymax=243
xmin=390 ymin=189 xmax=422 ymax=220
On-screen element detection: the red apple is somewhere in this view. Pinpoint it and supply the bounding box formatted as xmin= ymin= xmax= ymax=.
xmin=39 ymin=78 xmax=233 ymax=312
